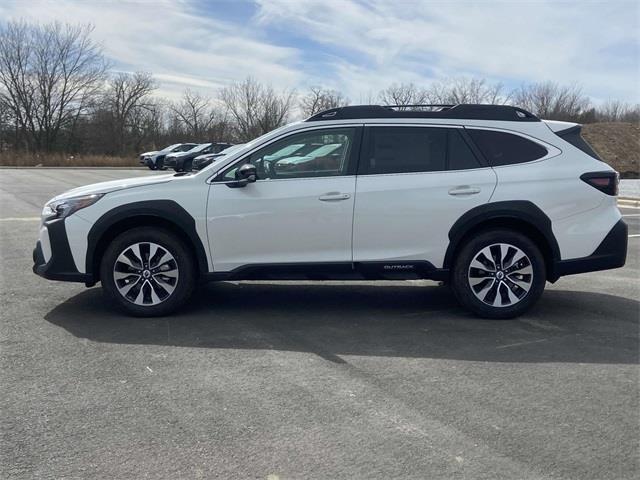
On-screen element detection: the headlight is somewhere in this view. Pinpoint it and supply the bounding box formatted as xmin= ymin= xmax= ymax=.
xmin=42 ymin=193 xmax=104 ymax=221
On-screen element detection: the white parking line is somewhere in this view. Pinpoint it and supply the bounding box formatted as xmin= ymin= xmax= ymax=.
xmin=622 ymin=214 xmax=640 ymax=217
xmin=629 ymin=234 xmax=640 ymax=238
xmin=0 ymin=217 xmax=40 ymax=222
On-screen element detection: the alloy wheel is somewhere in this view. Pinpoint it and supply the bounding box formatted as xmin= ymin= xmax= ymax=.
xmin=113 ymin=242 xmax=179 ymax=305
xmin=467 ymin=243 xmax=533 ymax=308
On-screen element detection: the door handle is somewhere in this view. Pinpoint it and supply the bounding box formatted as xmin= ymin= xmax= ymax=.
xmin=448 ymin=186 xmax=481 ymax=196
xmin=319 ymin=192 xmax=351 ymax=201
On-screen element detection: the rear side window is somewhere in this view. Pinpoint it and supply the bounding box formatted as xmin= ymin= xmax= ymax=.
xmin=556 ymin=126 xmax=602 ymax=161
xmin=466 ymin=129 xmax=547 ymax=166
xmin=448 ymin=129 xmax=482 ymax=170
xmin=365 ymin=127 xmax=447 ymax=174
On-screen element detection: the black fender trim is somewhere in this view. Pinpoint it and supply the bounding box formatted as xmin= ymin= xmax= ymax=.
xmin=86 ymin=200 xmax=209 ymax=278
xmin=444 ymin=200 xmax=561 ymax=271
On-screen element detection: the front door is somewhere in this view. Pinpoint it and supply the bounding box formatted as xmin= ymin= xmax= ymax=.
xmin=207 ymin=126 xmax=361 ymax=272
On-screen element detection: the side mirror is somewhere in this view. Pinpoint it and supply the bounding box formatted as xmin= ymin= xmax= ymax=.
xmin=228 ymin=163 xmax=257 ymax=188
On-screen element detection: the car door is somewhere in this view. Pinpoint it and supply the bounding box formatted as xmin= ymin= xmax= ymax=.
xmin=207 ymin=126 xmax=361 ymax=272
xmin=353 ymin=125 xmax=497 ymax=269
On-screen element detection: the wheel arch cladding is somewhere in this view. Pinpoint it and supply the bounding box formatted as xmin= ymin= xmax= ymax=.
xmin=86 ymin=200 xmax=209 ymax=280
xmin=444 ymin=200 xmax=561 ymax=279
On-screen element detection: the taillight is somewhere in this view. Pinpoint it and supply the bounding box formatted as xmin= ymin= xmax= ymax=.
xmin=580 ymin=171 xmax=619 ymax=196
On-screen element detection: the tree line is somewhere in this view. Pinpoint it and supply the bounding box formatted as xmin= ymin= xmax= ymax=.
xmin=1 ymin=20 xmax=638 ymax=156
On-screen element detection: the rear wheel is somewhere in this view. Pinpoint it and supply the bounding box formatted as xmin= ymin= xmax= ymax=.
xmin=451 ymin=229 xmax=546 ymax=319
xmin=100 ymin=227 xmax=196 ymax=317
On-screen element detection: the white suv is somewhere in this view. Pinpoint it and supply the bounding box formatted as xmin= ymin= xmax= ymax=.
xmin=33 ymin=105 xmax=627 ymax=318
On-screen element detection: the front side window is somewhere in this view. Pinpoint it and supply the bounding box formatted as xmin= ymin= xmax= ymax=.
xmin=221 ymin=128 xmax=355 ymax=180
xmin=466 ymin=129 xmax=547 ymax=166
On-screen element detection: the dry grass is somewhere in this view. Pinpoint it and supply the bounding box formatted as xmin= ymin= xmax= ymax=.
xmin=582 ymin=122 xmax=639 ymax=178
xmin=0 ymin=152 xmax=139 ymax=167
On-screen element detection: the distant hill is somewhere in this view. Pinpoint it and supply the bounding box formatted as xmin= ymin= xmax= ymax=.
xmin=581 ymin=123 xmax=639 ymax=178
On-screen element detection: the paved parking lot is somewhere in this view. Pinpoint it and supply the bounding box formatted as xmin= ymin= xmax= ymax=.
xmin=1 ymin=169 xmax=638 ymax=479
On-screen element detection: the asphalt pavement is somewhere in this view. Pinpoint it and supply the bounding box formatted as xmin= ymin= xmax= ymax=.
xmin=1 ymin=169 xmax=638 ymax=479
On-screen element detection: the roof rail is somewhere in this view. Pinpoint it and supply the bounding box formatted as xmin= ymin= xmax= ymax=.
xmin=305 ymin=104 xmax=539 ymax=122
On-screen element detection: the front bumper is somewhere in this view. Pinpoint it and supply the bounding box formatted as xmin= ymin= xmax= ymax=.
xmin=164 ymin=157 xmax=178 ymax=168
xmin=551 ymin=219 xmax=628 ymax=280
xmin=33 ymin=218 xmax=93 ymax=284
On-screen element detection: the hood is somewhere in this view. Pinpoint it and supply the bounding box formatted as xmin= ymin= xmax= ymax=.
xmin=140 ymin=150 xmax=159 ymax=157
xmin=194 ymin=153 xmax=216 ymax=161
xmin=166 ymin=151 xmax=189 ymax=159
xmin=50 ymin=173 xmax=175 ymax=201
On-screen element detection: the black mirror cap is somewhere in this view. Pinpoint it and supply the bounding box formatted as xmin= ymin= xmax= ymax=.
xmin=237 ymin=163 xmax=257 ymax=179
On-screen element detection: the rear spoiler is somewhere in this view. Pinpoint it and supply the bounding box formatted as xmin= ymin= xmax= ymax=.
xmin=543 ymin=120 xmax=579 ymax=133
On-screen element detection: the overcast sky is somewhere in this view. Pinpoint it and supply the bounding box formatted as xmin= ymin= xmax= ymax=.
xmin=1 ymin=0 xmax=638 ymax=104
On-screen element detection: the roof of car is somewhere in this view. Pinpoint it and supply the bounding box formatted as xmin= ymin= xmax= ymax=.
xmin=305 ymin=104 xmax=539 ymax=123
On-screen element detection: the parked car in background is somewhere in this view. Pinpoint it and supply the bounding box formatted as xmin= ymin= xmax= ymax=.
xmin=139 ymin=143 xmax=198 ymax=170
xmin=165 ymin=143 xmax=233 ymax=172
xmin=192 ymin=144 xmax=245 ymax=171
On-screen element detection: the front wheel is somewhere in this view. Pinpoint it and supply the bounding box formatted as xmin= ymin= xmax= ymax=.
xmin=100 ymin=227 xmax=196 ymax=317
xmin=451 ymin=229 xmax=546 ymax=319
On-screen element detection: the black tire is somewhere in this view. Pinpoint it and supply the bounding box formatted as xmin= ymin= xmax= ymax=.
xmin=156 ymin=158 xmax=164 ymax=170
xmin=451 ymin=229 xmax=546 ymax=319
xmin=147 ymin=162 xmax=157 ymax=170
xmin=183 ymin=159 xmax=193 ymax=172
xmin=100 ymin=227 xmax=196 ymax=317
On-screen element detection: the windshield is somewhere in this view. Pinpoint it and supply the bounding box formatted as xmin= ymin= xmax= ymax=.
xmin=189 ymin=143 xmax=212 ymax=153
xmin=217 ymin=144 xmax=244 ymax=156
xmin=161 ymin=144 xmax=181 ymax=152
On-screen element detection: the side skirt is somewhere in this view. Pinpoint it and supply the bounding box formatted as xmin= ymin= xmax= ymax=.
xmin=204 ymin=261 xmax=449 ymax=282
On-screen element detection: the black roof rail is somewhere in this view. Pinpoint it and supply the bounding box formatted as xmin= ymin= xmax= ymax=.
xmin=305 ymin=104 xmax=539 ymax=122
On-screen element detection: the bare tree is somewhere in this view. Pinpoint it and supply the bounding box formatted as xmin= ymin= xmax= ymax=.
xmin=597 ymin=99 xmax=640 ymax=123
xmin=299 ymin=86 xmax=348 ymax=116
xmin=511 ymin=82 xmax=590 ymax=121
xmin=428 ymin=78 xmax=509 ymax=105
xmin=378 ymin=82 xmax=430 ymax=108
xmin=219 ymin=77 xmax=295 ymax=142
xmin=105 ymin=71 xmax=157 ymax=153
xmin=0 ymin=21 xmax=107 ymax=151
xmin=170 ymin=89 xmax=219 ymax=139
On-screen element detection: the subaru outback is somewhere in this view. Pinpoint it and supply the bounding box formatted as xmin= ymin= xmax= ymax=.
xmin=33 ymin=104 xmax=627 ymax=318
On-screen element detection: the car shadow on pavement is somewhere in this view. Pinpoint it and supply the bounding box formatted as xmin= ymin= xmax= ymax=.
xmin=44 ymin=282 xmax=639 ymax=365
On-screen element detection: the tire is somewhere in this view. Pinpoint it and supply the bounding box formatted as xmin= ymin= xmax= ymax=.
xmin=148 ymin=162 xmax=157 ymax=171
xmin=100 ymin=227 xmax=196 ymax=317
xmin=451 ymin=229 xmax=546 ymax=319
xmin=183 ymin=160 xmax=193 ymax=172
xmin=156 ymin=158 xmax=164 ymax=170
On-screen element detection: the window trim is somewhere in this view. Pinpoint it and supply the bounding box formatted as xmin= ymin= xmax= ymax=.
xmin=209 ymin=125 xmax=363 ymax=184
xmin=357 ymin=124 xmax=487 ymax=176
xmin=463 ymin=126 xmax=561 ymax=167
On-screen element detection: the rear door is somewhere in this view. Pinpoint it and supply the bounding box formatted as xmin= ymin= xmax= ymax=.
xmin=353 ymin=125 xmax=497 ymax=269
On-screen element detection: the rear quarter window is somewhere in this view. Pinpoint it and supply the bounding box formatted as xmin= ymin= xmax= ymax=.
xmin=466 ymin=129 xmax=547 ymax=166
xmin=556 ymin=126 xmax=602 ymax=161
